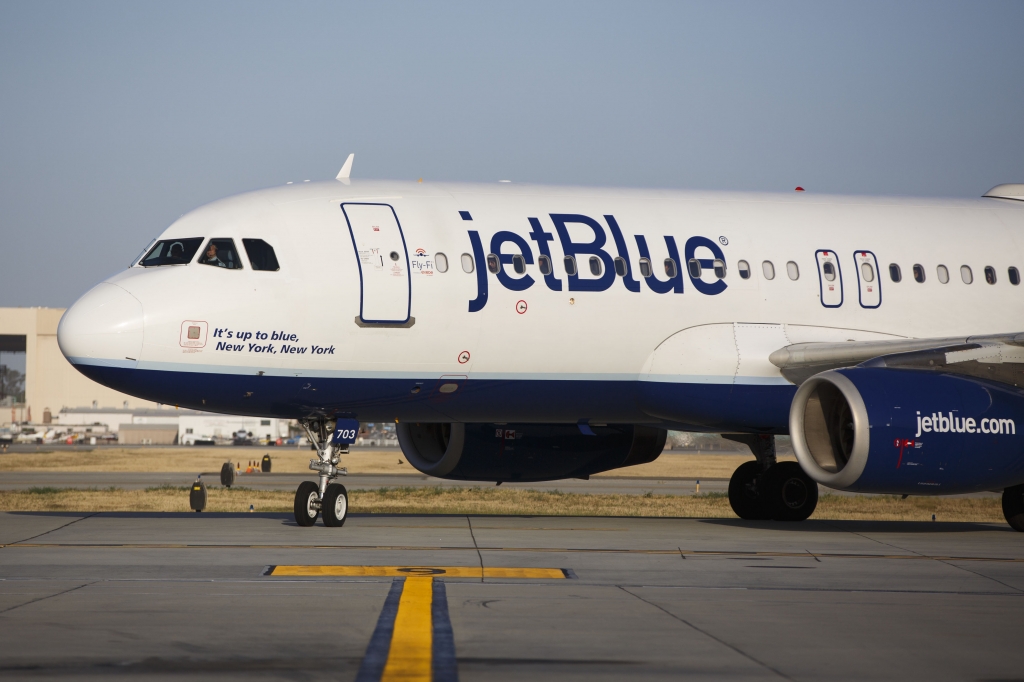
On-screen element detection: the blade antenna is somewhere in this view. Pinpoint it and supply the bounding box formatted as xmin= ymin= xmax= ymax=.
xmin=336 ymin=153 xmax=354 ymax=181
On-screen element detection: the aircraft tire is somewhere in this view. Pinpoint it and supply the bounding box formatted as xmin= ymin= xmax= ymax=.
xmin=322 ymin=483 xmax=349 ymax=528
xmin=728 ymin=461 xmax=770 ymax=520
xmin=1001 ymin=484 xmax=1024 ymax=532
xmin=766 ymin=461 xmax=818 ymax=522
xmin=294 ymin=481 xmax=320 ymax=527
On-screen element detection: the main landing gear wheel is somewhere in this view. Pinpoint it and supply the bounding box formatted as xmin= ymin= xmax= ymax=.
xmin=1002 ymin=484 xmax=1024 ymax=532
xmin=728 ymin=461 xmax=771 ymax=520
xmin=294 ymin=481 xmax=320 ymax=527
xmin=322 ymin=483 xmax=349 ymax=527
xmin=766 ymin=461 xmax=818 ymax=522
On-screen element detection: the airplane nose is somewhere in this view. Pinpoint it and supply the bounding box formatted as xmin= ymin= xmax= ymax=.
xmin=58 ymin=283 xmax=144 ymax=368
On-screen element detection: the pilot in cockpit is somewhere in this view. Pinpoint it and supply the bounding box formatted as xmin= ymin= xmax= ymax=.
xmin=168 ymin=242 xmax=184 ymax=262
xmin=203 ymin=242 xmax=227 ymax=268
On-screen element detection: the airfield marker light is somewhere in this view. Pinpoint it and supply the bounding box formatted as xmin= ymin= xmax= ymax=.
xmin=696 ymin=480 xmax=700 ymax=494
xmin=932 ymin=514 xmax=936 ymax=522
xmin=250 ymin=504 xmax=254 ymax=513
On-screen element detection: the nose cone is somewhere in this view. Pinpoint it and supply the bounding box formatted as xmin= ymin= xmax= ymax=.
xmin=58 ymin=283 xmax=144 ymax=368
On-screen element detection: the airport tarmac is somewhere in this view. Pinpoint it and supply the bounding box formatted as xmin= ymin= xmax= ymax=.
xmin=1 ymin=512 xmax=1022 ymax=680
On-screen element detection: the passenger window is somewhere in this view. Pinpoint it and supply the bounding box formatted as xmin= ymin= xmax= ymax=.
xmin=737 ymin=260 xmax=750 ymax=279
xmin=538 ymin=254 xmax=552 ymax=276
xmin=513 ymin=254 xmax=527 ymax=275
xmin=1010 ymin=267 xmax=1020 ymax=286
xmin=564 ymin=255 xmax=578 ymax=276
xmin=859 ymin=262 xmax=874 ymax=283
xmin=961 ymin=265 xmax=973 ymax=284
xmin=984 ymin=266 xmax=996 ymax=285
xmin=664 ymin=258 xmax=678 ymax=278
xmin=461 ymin=253 xmax=474 ymax=273
xmin=936 ymin=264 xmax=949 ymax=284
xmin=486 ymin=253 xmax=500 ymax=274
xmin=822 ymin=262 xmax=836 ymax=281
xmin=889 ymin=263 xmax=901 ymax=283
xmin=913 ymin=264 xmax=925 ymax=283
xmin=713 ymin=259 xmax=726 ymax=279
xmin=687 ymin=258 xmax=701 ymax=278
xmin=140 ymin=238 xmax=203 ymax=267
xmin=242 ymin=239 xmax=280 ymax=271
xmin=435 ymin=253 xmax=449 ymax=273
xmin=762 ymin=261 xmax=775 ymax=280
xmin=787 ymin=261 xmax=800 ymax=280
xmin=589 ymin=256 xmax=602 ymax=276
xmin=198 ymin=239 xmax=242 ymax=269
xmin=639 ymin=258 xmax=652 ymax=278
xmin=613 ymin=257 xmax=628 ymax=277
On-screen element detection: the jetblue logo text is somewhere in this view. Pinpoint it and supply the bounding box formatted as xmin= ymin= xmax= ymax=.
xmin=915 ymin=411 xmax=1016 ymax=437
xmin=465 ymin=213 xmax=726 ymax=312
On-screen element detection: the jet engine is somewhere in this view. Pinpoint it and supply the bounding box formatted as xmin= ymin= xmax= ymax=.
xmin=396 ymin=422 xmax=666 ymax=482
xmin=790 ymin=368 xmax=1024 ymax=495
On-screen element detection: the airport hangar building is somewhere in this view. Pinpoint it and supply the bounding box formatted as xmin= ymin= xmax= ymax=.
xmin=0 ymin=307 xmax=291 ymax=443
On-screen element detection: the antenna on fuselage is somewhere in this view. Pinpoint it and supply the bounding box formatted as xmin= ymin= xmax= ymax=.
xmin=336 ymin=153 xmax=355 ymax=184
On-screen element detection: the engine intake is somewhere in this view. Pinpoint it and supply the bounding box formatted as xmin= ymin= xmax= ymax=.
xmin=790 ymin=370 xmax=870 ymax=489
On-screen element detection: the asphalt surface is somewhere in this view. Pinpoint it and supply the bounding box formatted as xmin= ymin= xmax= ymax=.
xmin=1 ymin=512 xmax=1022 ymax=680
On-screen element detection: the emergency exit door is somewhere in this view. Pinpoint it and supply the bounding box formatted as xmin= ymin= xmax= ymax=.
xmin=815 ymin=249 xmax=843 ymax=308
xmin=342 ymin=203 xmax=411 ymax=324
xmin=853 ymin=250 xmax=881 ymax=308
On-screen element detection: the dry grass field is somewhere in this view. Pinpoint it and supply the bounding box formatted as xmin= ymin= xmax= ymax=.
xmin=0 ymin=486 xmax=1006 ymax=523
xmin=0 ymin=446 xmax=775 ymax=479
xmin=0 ymin=447 xmax=1002 ymax=523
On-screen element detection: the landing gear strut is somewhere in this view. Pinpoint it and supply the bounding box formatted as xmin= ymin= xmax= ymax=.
xmin=724 ymin=434 xmax=818 ymax=522
xmin=293 ymin=416 xmax=349 ymax=527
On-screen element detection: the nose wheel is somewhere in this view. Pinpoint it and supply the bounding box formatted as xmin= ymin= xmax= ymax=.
xmin=292 ymin=416 xmax=349 ymax=527
xmin=322 ymin=483 xmax=349 ymax=527
xmin=294 ymin=481 xmax=320 ymax=527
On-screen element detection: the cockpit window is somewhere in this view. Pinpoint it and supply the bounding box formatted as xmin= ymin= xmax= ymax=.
xmin=242 ymin=239 xmax=280 ymax=271
xmin=139 ymin=238 xmax=203 ymax=267
xmin=197 ymin=239 xmax=243 ymax=269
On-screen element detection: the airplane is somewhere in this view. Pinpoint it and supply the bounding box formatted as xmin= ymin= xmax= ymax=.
xmin=56 ymin=154 xmax=1024 ymax=530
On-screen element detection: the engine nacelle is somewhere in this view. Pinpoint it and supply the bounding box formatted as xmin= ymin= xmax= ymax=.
xmin=396 ymin=422 xmax=667 ymax=482
xmin=790 ymin=368 xmax=1024 ymax=495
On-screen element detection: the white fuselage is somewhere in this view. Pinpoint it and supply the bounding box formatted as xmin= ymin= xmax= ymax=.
xmin=57 ymin=179 xmax=1024 ymax=429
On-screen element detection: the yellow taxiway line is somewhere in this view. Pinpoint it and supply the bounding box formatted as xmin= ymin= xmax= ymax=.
xmin=268 ymin=565 xmax=567 ymax=579
xmin=381 ymin=576 xmax=433 ymax=682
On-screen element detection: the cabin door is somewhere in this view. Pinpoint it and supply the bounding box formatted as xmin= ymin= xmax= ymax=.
xmin=342 ymin=203 xmax=411 ymax=324
xmin=853 ymin=250 xmax=881 ymax=308
xmin=815 ymin=249 xmax=843 ymax=308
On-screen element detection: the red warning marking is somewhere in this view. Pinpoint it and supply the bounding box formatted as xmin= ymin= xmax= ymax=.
xmin=895 ymin=438 xmax=915 ymax=468
xmin=457 ymin=351 xmax=470 ymax=364
xmin=516 ymin=300 xmax=528 ymax=314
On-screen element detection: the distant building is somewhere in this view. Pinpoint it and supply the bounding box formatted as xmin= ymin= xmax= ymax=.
xmin=54 ymin=406 xmax=292 ymax=445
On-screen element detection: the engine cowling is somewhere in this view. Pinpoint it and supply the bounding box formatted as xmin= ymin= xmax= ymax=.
xmin=790 ymin=368 xmax=1024 ymax=494
xmin=396 ymin=422 xmax=667 ymax=482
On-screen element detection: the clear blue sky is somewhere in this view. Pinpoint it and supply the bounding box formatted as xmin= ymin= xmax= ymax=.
xmin=2 ymin=1 xmax=1022 ymax=307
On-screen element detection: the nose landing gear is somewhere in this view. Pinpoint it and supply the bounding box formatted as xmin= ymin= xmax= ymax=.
xmin=293 ymin=417 xmax=349 ymax=527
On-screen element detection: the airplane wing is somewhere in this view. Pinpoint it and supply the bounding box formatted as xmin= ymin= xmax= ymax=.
xmin=769 ymin=332 xmax=1024 ymax=386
